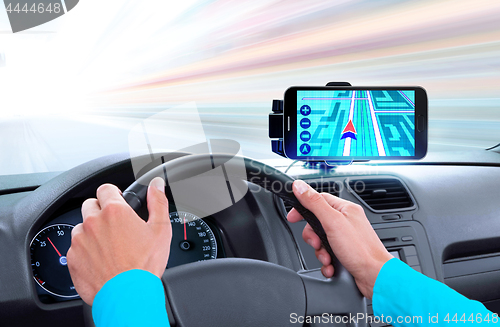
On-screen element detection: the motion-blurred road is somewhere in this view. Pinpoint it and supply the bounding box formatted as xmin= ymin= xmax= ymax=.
xmin=1 ymin=0 xmax=499 ymax=175
xmin=2 ymin=101 xmax=499 ymax=175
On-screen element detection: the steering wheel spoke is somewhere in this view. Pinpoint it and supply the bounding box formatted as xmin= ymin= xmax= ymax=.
xmin=162 ymin=258 xmax=306 ymax=327
xmin=299 ymin=269 xmax=368 ymax=326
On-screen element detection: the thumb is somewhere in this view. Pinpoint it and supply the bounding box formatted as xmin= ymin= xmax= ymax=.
xmin=292 ymin=180 xmax=343 ymax=234
xmin=147 ymin=177 xmax=170 ymax=226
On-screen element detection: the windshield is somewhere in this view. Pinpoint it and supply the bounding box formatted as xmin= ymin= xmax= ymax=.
xmin=1 ymin=0 xmax=499 ymax=176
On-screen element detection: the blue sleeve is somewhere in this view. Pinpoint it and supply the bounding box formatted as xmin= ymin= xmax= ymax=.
xmin=373 ymin=258 xmax=498 ymax=327
xmin=92 ymin=269 xmax=170 ymax=327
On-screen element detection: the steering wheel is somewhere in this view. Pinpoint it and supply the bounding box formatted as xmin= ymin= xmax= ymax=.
xmin=83 ymin=154 xmax=367 ymax=327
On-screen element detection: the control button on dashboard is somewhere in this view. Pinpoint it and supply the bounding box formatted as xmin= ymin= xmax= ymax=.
xmin=403 ymin=245 xmax=417 ymax=256
xmin=401 ymin=235 xmax=413 ymax=242
xmin=406 ymin=255 xmax=420 ymax=266
xmin=382 ymin=214 xmax=400 ymax=221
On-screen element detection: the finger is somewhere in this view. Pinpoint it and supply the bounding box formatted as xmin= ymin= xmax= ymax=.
xmin=321 ymin=192 xmax=353 ymax=213
xmin=321 ymin=264 xmax=334 ymax=278
xmin=286 ymin=208 xmax=304 ymax=223
xmin=96 ymin=184 xmax=126 ymax=208
xmin=71 ymin=223 xmax=83 ymax=239
xmin=67 ymin=227 xmax=80 ymax=268
xmin=292 ymin=180 xmax=345 ymax=233
xmin=315 ymin=247 xmax=331 ymax=266
xmin=81 ymin=198 xmax=100 ymax=221
xmin=147 ymin=177 xmax=170 ymax=227
xmin=302 ymin=223 xmax=322 ymax=250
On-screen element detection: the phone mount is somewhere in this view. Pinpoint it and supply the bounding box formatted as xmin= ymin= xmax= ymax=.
xmin=269 ymin=82 xmax=358 ymax=169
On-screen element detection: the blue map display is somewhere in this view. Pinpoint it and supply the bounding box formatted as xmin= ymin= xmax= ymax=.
xmin=297 ymin=90 xmax=415 ymax=157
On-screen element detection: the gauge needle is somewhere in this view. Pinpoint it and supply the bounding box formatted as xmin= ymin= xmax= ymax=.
xmin=184 ymin=216 xmax=187 ymax=241
xmin=47 ymin=237 xmax=62 ymax=257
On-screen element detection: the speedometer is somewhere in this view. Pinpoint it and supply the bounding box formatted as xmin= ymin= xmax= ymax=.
xmin=167 ymin=212 xmax=218 ymax=268
xmin=30 ymin=224 xmax=78 ymax=298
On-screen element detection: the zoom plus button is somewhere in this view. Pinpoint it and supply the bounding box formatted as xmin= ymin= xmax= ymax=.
xmin=417 ymin=115 xmax=425 ymax=132
xmin=300 ymin=105 xmax=311 ymax=116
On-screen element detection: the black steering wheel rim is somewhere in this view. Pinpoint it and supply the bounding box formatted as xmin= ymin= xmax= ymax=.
xmin=84 ymin=154 xmax=367 ymax=327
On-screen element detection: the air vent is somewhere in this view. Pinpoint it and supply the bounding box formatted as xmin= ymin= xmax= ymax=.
xmin=283 ymin=180 xmax=339 ymax=212
xmin=347 ymin=178 xmax=415 ymax=212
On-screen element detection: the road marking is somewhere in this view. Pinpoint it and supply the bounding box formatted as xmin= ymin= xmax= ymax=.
xmin=376 ymin=103 xmax=410 ymax=108
xmin=392 ymin=147 xmax=411 ymax=156
xmin=399 ymin=121 xmax=415 ymax=147
xmin=375 ymin=91 xmax=392 ymax=101
xmin=367 ymin=91 xmax=386 ymax=156
xmin=342 ymin=91 xmax=356 ymax=156
xmin=385 ymin=124 xmax=401 ymax=141
xmin=398 ymin=91 xmax=415 ymax=107
xmin=403 ymin=115 xmax=415 ymax=129
xmin=302 ymin=97 xmax=368 ymax=100
xmin=374 ymin=110 xmax=414 ymax=113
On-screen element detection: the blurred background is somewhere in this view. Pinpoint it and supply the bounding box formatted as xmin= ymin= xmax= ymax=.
xmin=0 ymin=0 xmax=499 ymax=175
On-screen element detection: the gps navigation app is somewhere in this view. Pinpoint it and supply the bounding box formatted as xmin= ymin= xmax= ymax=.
xmin=297 ymin=90 xmax=415 ymax=157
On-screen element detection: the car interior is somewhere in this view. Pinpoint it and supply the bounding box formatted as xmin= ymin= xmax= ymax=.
xmin=1 ymin=0 xmax=499 ymax=326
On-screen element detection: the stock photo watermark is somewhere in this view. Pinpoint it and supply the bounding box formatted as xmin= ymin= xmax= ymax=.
xmin=126 ymin=102 xmax=382 ymax=218
xmin=3 ymin=0 xmax=79 ymax=33
xmin=290 ymin=312 xmax=500 ymax=325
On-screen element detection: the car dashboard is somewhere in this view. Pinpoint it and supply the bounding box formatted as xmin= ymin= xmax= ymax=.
xmin=1 ymin=150 xmax=500 ymax=326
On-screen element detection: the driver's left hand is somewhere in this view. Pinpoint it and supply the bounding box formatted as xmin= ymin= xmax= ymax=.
xmin=67 ymin=177 xmax=172 ymax=305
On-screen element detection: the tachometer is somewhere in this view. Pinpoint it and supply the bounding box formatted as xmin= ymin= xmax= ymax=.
xmin=30 ymin=224 xmax=78 ymax=298
xmin=167 ymin=212 xmax=217 ymax=268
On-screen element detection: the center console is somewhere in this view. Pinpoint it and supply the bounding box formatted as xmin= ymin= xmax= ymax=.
xmin=285 ymin=174 xmax=437 ymax=327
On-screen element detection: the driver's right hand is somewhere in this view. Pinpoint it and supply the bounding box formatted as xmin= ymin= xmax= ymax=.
xmin=287 ymin=180 xmax=393 ymax=299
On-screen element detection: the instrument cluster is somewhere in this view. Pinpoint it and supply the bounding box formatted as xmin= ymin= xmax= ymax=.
xmin=30 ymin=208 xmax=224 ymax=303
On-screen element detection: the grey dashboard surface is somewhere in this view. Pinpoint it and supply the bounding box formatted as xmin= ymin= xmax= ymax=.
xmin=287 ymin=163 xmax=500 ymax=281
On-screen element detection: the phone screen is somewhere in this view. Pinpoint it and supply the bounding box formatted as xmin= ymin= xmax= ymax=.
xmin=295 ymin=89 xmax=416 ymax=158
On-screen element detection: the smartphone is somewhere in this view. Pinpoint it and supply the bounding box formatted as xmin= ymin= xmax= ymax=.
xmin=283 ymin=86 xmax=428 ymax=160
